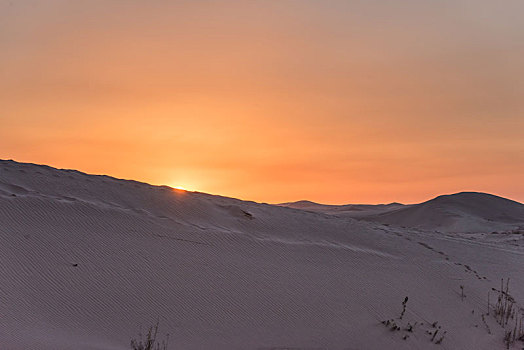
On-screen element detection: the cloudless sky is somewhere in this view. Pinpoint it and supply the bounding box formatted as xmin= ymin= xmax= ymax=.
xmin=1 ymin=0 xmax=523 ymax=203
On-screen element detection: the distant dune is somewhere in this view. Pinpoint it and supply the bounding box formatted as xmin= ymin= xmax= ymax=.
xmin=1 ymin=159 xmax=524 ymax=350
xmin=281 ymin=192 xmax=524 ymax=234
xmin=364 ymin=192 xmax=524 ymax=233
xmin=279 ymin=200 xmax=407 ymax=218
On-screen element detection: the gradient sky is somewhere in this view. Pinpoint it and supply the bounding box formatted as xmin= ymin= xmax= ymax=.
xmin=1 ymin=0 xmax=523 ymax=204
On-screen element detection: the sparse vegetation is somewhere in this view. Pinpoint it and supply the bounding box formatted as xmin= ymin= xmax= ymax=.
xmin=399 ymin=296 xmax=408 ymax=320
xmin=130 ymin=322 xmax=169 ymax=350
xmin=486 ymin=278 xmax=524 ymax=349
xmin=381 ymin=296 xmax=447 ymax=345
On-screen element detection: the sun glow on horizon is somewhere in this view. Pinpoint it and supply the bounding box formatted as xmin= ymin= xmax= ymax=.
xmin=169 ymin=179 xmax=201 ymax=192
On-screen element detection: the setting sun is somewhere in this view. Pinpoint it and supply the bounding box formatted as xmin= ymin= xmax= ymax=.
xmin=168 ymin=176 xmax=201 ymax=193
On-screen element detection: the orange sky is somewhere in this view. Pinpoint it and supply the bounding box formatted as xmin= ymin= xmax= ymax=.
xmin=1 ymin=1 xmax=523 ymax=204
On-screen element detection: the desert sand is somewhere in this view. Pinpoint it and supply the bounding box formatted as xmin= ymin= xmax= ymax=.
xmin=1 ymin=159 xmax=523 ymax=349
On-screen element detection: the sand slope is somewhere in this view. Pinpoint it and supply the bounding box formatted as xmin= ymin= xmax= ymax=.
xmin=1 ymin=160 xmax=524 ymax=349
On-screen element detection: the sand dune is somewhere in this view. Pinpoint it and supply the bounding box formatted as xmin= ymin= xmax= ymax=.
xmin=279 ymin=200 xmax=407 ymax=218
xmin=1 ymin=159 xmax=524 ymax=349
xmin=282 ymin=192 xmax=524 ymax=234
xmin=363 ymin=192 xmax=524 ymax=233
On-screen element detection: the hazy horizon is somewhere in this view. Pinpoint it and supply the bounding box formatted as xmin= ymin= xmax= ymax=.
xmin=2 ymin=158 xmax=523 ymax=206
